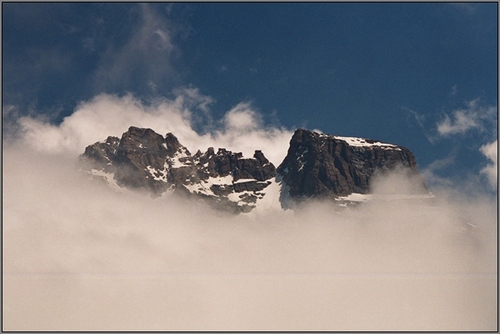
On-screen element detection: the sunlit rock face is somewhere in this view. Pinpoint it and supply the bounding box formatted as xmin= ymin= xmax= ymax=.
xmin=80 ymin=126 xmax=276 ymax=213
xmin=276 ymin=129 xmax=427 ymax=201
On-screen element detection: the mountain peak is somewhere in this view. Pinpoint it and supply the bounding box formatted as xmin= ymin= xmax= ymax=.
xmin=277 ymin=128 xmax=427 ymax=201
xmin=164 ymin=132 xmax=185 ymax=154
xmin=80 ymin=127 xmax=277 ymax=213
xmin=80 ymin=127 xmax=429 ymax=213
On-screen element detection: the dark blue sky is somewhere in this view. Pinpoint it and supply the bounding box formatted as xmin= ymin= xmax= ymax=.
xmin=2 ymin=3 xmax=498 ymax=189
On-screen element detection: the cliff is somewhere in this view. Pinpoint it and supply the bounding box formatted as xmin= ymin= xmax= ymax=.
xmin=277 ymin=129 xmax=427 ymax=201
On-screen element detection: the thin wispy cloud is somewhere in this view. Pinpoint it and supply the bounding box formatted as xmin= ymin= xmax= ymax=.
xmin=450 ymin=85 xmax=458 ymax=96
xmin=404 ymin=107 xmax=426 ymax=129
xmin=420 ymin=154 xmax=456 ymax=189
xmin=91 ymin=3 xmax=180 ymax=95
xmin=422 ymin=98 xmax=498 ymax=190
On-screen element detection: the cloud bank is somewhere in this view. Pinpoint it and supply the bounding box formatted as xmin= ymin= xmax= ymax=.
xmin=3 ymin=93 xmax=497 ymax=331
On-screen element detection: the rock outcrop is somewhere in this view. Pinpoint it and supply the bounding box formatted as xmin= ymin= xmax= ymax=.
xmin=277 ymin=129 xmax=427 ymax=202
xmin=80 ymin=126 xmax=276 ymax=213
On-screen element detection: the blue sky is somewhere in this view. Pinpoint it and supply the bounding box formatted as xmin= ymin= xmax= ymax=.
xmin=2 ymin=2 xmax=497 ymax=192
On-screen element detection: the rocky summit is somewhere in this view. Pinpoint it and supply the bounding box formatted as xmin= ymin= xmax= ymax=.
xmin=80 ymin=126 xmax=276 ymax=213
xmin=277 ymin=129 xmax=427 ymax=202
xmin=80 ymin=126 xmax=429 ymax=213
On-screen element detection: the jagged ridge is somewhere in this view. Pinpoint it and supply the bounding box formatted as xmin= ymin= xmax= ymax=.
xmin=80 ymin=126 xmax=276 ymax=213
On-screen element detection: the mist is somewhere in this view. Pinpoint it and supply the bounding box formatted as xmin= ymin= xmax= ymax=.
xmin=3 ymin=96 xmax=497 ymax=331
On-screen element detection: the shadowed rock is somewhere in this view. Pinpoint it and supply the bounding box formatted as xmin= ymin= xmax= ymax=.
xmin=277 ymin=129 xmax=427 ymax=201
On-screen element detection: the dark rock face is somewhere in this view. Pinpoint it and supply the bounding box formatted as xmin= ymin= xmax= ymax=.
xmin=80 ymin=126 xmax=276 ymax=213
xmin=277 ymin=129 xmax=427 ymax=200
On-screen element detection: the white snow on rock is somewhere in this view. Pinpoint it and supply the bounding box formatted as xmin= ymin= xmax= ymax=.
xmin=233 ymin=178 xmax=258 ymax=184
xmin=202 ymin=175 xmax=233 ymax=187
xmin=337 ymin=193 xmax=373 ymax=202
xmin=169 ymin=148 xmax=191 ymax=168
xmin=337 ymin=192 xmax=435 ymax=203
xmin=146 ymin=165 xmax=168 ymax=182
xmin=333 ymin=136 xmax=401 ymax=150
xmin=251 ymin=177 xmax=283 ymax=213
xmin=89 ymin=169 xmax=129 ymax=194
xmin=183 ymin=174 xmax=235 ymax=197
xmin=315 ymin=131 xmax=401 ymax=150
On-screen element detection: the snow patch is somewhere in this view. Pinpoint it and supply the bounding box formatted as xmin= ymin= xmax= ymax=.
xmin=333 ymin=136 xmax=401 ymax=150
xmin=233 ymin=178 xmax=258 ymax=184
xmin=185 ymin=174 xmax=234 ymax=197
xmin=338 ymin=193 xmax=372 ymax=202
xmin=89 ymin=169 xmax=127 ymax=193
xmin=169 ymin=148 xmax=191 ymax=168
xmin=227 ymin=191 xmax=246 ymax=204
xmin=251 ymin=177 xmax=283 ymax=213
xmin=203 ymin=174 xmax=233 ymax=186
xmin=146 ymin=165 xmax=168 ymax=182
xmin=337 ymin=192 xmax=435 ymax=202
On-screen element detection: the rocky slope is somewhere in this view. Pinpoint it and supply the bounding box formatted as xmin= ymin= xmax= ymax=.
xmin=80 ymin=127 xmax=429 ymax=213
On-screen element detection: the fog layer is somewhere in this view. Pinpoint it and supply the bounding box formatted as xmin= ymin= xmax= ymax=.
xmin=3 ymin=140 xmax=496 ymax=331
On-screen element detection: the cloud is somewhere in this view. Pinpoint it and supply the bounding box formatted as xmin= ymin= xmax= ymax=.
xmin=15 ymin=93 xmax=193 ymax=155
xmin=11 ymin=90 xmax=292 ymax=166
xmin=403 ymin=106 xmax=427 ymax=131
xmin=3 ymin=137 xmax=496 ymax=330
xmin=2 ymin=3 xmax=188 ymax=116
xmin=436 ymin=98 xmax=496 ymax=137
xmin=213 ymin=102 xmax=292 ymax=165
xmin=480 ymin=140 xmax=497 ymax=187
xmin=223 ymin=102 xmax=262 ymax=131
xmin=91 ymin=3 xmax=180 ymax=94
xmin=450 ymin=85 xmax=458 ymax=96
xmin=3 ymin=90 xmax=496 ymax=331
xmin=420 ymin=155 xmax=456 ymax=189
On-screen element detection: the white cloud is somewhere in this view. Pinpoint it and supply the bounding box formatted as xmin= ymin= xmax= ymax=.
xmin=12 ymin=90 xmax=292 ymax=166
xmin=173 ymin=86 xmax=215 ymax=114
xmin=437 ymin=111 xmax=479 ymax=136
xmin=223 ymin=102 xmax=262 ymax=131
xmin=436 ymin=98 xmax=496 ymax=137
xmin=16 ymin=92 xmax=196 ymax=155
xmin=480 ymin=140 xmax=497 ymax=187
xmin=3 ymin=139 xmax=497 ymax=330
xmin=4 ymin=88 xmax=498 ymax=330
